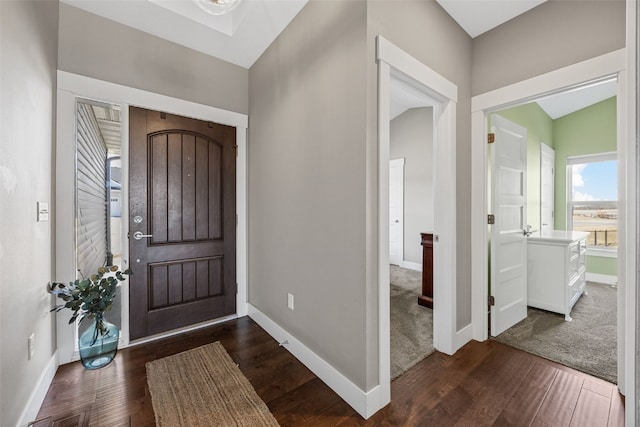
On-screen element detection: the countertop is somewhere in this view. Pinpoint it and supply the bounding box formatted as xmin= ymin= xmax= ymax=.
xmin=527 ymin=230 xmax=590 ymax=244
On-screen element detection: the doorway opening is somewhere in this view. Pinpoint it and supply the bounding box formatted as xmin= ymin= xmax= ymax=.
xmin=388 ymin=91 xmax=436 ymax=379
xmin=55 ymin=71 xmax=249 ymax=364
xmin=470 ymin=49 xmax=628 ymax=394
xmin=375 ymin=35 xmax=458 ymax=411
xmin=487 ymin=79 xmax=619 ymax=384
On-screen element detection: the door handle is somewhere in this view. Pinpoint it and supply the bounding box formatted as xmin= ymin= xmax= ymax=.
xmin=133 ymin=231 xmax=153 ymax=240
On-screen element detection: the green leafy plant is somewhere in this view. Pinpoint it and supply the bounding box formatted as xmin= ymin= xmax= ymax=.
xmin=48 ymin=265 xmax=132 ymax=325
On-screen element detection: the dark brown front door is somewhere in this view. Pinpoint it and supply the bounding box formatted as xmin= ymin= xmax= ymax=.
xmin=129 ymin=107 xmax=236 ymax=340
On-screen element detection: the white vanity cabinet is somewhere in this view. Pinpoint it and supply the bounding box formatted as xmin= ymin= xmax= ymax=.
xmin=527 ymin=231 xmax=589 ymax=321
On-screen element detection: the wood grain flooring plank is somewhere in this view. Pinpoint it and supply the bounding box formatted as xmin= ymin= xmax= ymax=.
xmin=415 ymin=385 xmax=474 ymax=426
xmin=493 ymin=361 xmax=558 ymax=426
xmin=569 ymin=388 xmax=610 ymax=427
xmin=34 ymin=318 xmax=623 ymax=427
xmin=607 ymin=391 xmax=625 ymax=427
xmin=534 ymin=369 xmax=584 ymax=427
xmin=268 ymin=377 xmax=345 ymax=426
xmin=453 ymin=344 xmax=536 ymax=425
xmin=531 ymin=419 xmax=553 ymax=427
xmin=584 ymin=377 xmax=617 ymax=398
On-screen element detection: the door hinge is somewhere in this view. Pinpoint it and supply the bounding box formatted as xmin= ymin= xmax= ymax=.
xmin=160 ymin=112 xmax=167 ymax=119
xmin=236 ymin=214 xmax=238 ymax=227
xmin=488 ymin=133 xmax=495 ymax=144
xmin=488 ymin=296 xmax=495 ymax=306
xmin=488 ymin=214 xmax=495 ymax=225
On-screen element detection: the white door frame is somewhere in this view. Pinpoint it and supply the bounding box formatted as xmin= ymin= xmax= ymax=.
xmin=55 ymin=70 xmax=249 ymax=363
xmin=376 ymin=35 xmax=458 ymax=408
xmin=470 ymin=48 xmax=634 ymax=417
xmin=389 ymin=158 xmax=405 ymax=266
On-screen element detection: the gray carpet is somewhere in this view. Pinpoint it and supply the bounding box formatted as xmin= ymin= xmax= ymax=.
xmin=390 ymin=265 xmax=435 ymax=380
xmin=494 ymin=281 xmax=617 ymax=383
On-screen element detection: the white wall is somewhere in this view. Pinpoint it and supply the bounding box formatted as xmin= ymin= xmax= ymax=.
xmin=390 ymin=107 xmax=434 ymax=265
xmin=0 ymin=1 xmax=59 ymax=425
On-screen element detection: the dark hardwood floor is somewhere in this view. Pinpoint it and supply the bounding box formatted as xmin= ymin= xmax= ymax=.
xmin=33 ymin=316 xmax=624 ymax=426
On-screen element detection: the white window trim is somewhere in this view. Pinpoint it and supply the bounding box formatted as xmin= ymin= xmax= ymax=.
xmin=587 ymin=247 xmax=618 ymax=258
xmin=566 ymin=151 xmax=616 ymax=165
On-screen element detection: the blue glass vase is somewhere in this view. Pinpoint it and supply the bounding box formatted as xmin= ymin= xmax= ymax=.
xmin=78 ymin=313 xmax=119 ymax=369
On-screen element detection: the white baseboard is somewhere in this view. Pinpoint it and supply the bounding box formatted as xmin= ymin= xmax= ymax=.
xmin=247 ymin=304 xmax=384 ymax=419
xmin=18 ymin=351 xmax=59 ymax=427
xmin=454 ymin=323 xmax=474 ymax=351
xmin=586 ymin=273 xmax=618 ymax=286
xmin=400 ymin=261 xmax=422 ymax=272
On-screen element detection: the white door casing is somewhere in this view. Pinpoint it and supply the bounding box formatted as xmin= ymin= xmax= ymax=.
xmin=56 ymin=71 xmax=249 ymax=363
xmin=389 ymin=159 xmax=405 ymax=265
xmin=470 ymin=48 xmax=633 ymax=424
xmin=540 ymin=143 xmax=555 ymax=233
xmin=490 ymin=115 xmax=528 ymax=337
xmin=376 ymin=35 xmax=458 ymax=416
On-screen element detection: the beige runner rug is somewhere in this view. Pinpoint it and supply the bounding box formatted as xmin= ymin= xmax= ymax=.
xmin=146 ymin=341 xmax=280 ymax=426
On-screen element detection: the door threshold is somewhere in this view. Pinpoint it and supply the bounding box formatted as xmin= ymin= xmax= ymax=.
xmin=126 ymin=314 xmax=239 ymax=348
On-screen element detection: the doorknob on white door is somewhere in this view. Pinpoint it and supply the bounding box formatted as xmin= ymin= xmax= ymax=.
xmin=132 ymin=231 xmax=153 ymax=240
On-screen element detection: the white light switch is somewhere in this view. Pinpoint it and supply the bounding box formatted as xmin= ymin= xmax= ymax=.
xmin=287 ymin=293 xmax=294 ymax=310
xmin=37 ymin=202 xmax=49 ymax=222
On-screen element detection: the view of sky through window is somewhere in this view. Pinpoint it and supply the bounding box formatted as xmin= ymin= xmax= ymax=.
xmin=572 ymin=160 xmax=617 ymax=201
xmin=571 ymin=159 xmax=617 ymax=248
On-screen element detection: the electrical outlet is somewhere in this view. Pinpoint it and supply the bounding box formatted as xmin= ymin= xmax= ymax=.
xmin=287 ymin=293 xmax=294 ymax=310
xmin=28 ymin=333 xmax=35 ymax=360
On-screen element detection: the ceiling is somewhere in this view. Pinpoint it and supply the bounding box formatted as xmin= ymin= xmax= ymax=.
xmin=435 ymin=0 xmax=547 ymax=38
xmin=390 ymin=76 xmax=437 ymax=120
xmin=535 ymin=79 xmax=617 ymax=120
xmin=91 ymin=104 xmax=122 ymax=155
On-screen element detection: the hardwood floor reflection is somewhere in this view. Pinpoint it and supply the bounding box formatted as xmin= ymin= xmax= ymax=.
xmin=34 ymin=316 xmax=623 ymax=426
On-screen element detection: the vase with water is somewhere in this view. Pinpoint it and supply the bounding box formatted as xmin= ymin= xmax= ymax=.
xmin=78 ymin=312 xmax=119 ymax=369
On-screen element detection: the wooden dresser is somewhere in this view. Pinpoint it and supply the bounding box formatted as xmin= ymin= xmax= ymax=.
xmin=419 ymin=232 xmax=433 ymax=308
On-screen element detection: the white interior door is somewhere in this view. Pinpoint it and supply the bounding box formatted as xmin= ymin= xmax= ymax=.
xmin=540 ymin=142 xmax=555 ymax=233
xmin=490 ymin=115 xmax=528 ymax=337
xmin=389 ymin=159 xmax=404 ymax=266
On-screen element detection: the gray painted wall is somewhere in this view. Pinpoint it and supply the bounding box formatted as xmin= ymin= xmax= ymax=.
xmin=472 ymin=0 xmax=626 ymax=96
xmin=0 ymin=1 xmax=59 ymax=425
xmin=249 ymin=0 xmax=472 ymax=392
xmin=58 ymin=3 xmax=248 ymax=114
xmin=248 ymin=0 xmax=369 ymax=389
xmin=390 ymin=107 xmax=434 ymax=265
xmin=367 ymin=0 xmax=474 ymax=331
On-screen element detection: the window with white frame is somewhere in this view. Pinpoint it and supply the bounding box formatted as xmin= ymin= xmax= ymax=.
xmin=567 ymin=152 xmax=617 ymax=251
